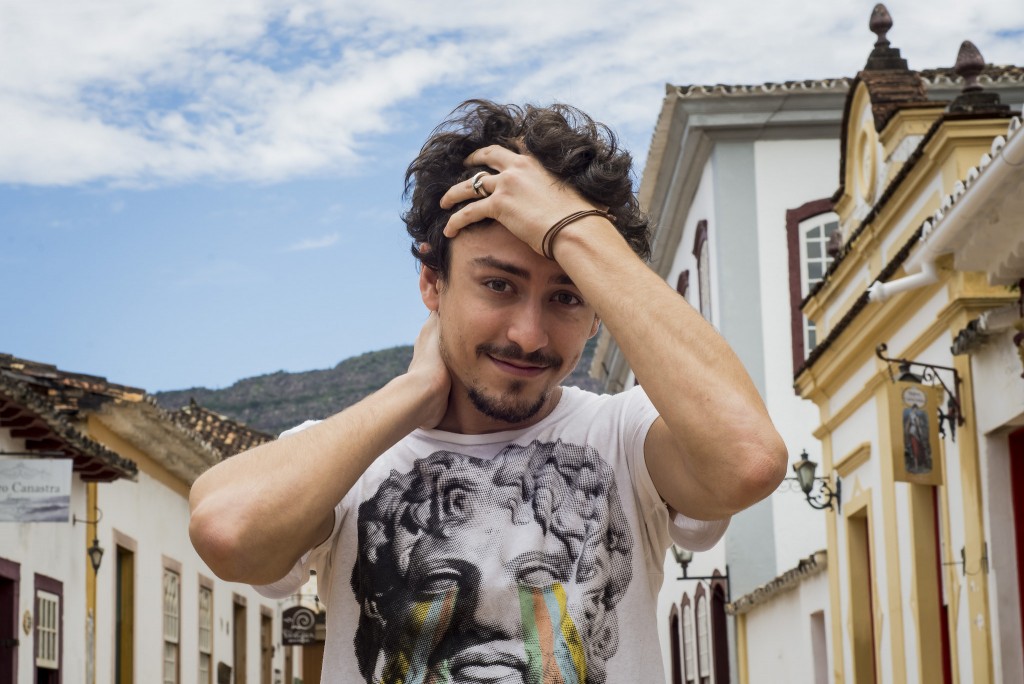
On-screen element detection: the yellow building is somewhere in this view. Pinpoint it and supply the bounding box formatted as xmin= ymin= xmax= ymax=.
xmin=794 ymin=11 xmax=1024 ymax=684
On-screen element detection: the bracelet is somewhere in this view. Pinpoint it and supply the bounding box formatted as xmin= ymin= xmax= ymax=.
xmin=541 ymin=209 xmax=616 ymax=260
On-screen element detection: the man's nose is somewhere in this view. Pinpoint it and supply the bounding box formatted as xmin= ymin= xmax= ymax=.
xmin=460 ymin=554 xmax=522 ymax=640
xmin=505 ymin=301 xmax=549 ymax=352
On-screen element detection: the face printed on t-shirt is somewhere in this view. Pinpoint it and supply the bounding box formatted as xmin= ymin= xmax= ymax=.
xmin=350 ymin=440 xmax=634 ymax=684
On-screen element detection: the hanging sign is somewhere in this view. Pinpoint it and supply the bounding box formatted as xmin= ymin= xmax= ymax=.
xmin=0 ymin=457 xmax=72 ymax=522
xmin=282 ymin=605 xmax=318 ymax=645
xmin=888 ymin=382 xmax=944 ymax=486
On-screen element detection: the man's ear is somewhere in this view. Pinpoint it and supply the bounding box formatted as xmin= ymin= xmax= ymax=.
xmin=419 ymin=265 xmax=441 ymax=312
xmin=589 ymin=315 xmax=601 ymax=339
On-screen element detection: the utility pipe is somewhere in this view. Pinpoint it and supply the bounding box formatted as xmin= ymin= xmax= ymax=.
xmin=867 ymin=259 xmax=938 ymax=302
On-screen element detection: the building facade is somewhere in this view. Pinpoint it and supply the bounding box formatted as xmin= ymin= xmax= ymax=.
xmin=0 ymin=354 xmax=311 ymax=684
xmin=793 ymin=19 xmax=1024 ymax=684
xmin=591 ymin=5 xmax=1024 ymax=682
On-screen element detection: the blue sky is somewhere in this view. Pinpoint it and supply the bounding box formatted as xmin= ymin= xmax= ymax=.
xmin=2 ymin=0 xmax=1021 ymax=391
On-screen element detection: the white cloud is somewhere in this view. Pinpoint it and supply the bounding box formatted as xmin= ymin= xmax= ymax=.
xmin=285 ymin=233 xmax=340 ymax=252
xmin=0 ymin=0 xmax=1021 ymax=186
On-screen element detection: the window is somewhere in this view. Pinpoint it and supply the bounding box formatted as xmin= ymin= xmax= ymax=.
xmin=668 ymin=605 xmax=682 ymax=684
xmin=676 ymin=270 xmax=690 ymax=300
xmin=36 ymin=590 xmax=59 ymax=669
xmin=682 ymin=602 xmax=696 ymax=683
xmin=199 ymin=585 xmax=213 ymax=684
xmin=696 ymin=595 xmax=710 ymax=683
xmin=786 ymin=199 xmax=838 ymax=371
xmin=800 ymin=217 xmax=839 ymax=352
xmin=710 ymin=582 xmax=730 ymax=684
xmin=233 ymin=595 xmax=248 ymax=683
xmin=692 ymin=220 xmax=711 ymax=320
xmin=163 ymin=569 xmax=180 ymax=684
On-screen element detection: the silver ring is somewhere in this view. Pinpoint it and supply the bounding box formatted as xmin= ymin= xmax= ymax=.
xmin=471 ymin=171 xmax=491 ymax=198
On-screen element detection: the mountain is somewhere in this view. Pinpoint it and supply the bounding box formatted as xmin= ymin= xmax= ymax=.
xmin=154 ymin=338 xmax=606 ymax=435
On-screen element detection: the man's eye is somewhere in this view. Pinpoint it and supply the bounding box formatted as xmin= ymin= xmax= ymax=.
xmin=517 ymin=564 xmax=560 ymax=587
xmin=415 ymin=570 xmax=461 ymax=594
xmin=554 ymin=292 xmax=582 ymax=306
xmin=485 ymin=279 xmax=510 ymax=293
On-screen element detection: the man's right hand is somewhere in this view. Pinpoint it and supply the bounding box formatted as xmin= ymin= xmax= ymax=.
xmin=407 ymin=311 xmax=451 ymax=429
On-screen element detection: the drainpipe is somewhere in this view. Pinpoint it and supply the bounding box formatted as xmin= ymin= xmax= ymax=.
xmin=866 ymin=116 xmax=1023 ymax=302
xmin=867 ymin=260 xmax=939 ymax=302
xmin=86 ymin=481 xmax=98 ymax=684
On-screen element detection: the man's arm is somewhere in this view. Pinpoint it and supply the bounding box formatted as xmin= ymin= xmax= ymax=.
xmin=188 ymin=314 xmax=450 ymax=585
xmin=555 ymin=225 xmax=787 ymax=520
xmin=441 ymin=147 xmax=787 ymax=521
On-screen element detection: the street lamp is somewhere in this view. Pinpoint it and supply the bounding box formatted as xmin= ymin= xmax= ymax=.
xmin=790 ymin=450 xmax=840 ymax=512
xmin=73 ymin=508 xmax=105 ymax=574
xmin=670 ymin=546 xmax=731 ymax=602
xmin=87 ymin=537 xmax=104 ymax=574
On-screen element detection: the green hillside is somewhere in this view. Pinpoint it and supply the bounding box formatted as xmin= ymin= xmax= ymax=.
xmin=155 ymin=338 xmax=605 ymax=435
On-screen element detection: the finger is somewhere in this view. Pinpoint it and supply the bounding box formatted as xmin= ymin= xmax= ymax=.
xmin=442 ymin=200 xmax=490 ymax=239
xmin=439 ymin=172 xmax=493 ymax=209
xmin=464 ymin=145 xmax=520 ymax=170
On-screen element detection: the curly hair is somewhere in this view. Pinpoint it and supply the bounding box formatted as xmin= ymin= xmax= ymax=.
xmin=403 ymin=100 xmax=650 ymax=279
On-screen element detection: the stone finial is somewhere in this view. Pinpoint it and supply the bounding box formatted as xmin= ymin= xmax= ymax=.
xmin=863 ymin=4 xmax=909 ymax=71
xmin=947 ymin=40 xmax=1009 ymax=115
xmin=869 ymin=4 xmax=893 ymax=48
xmin=954 ymin=40 xmax=985 ymax=93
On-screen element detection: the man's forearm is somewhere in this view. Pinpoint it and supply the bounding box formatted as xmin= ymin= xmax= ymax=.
xmin=553 ymin=217 xmax=787 ymax=514
xmin=189 ymin=370 xmax=441 ymax=585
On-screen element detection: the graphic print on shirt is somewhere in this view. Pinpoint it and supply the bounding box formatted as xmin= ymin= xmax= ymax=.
xmin=350 ymin=439 xmax=635 ymax=684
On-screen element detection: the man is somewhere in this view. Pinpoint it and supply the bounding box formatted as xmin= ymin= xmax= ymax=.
xmin=189 ymin=100 xmax=787 ymax=683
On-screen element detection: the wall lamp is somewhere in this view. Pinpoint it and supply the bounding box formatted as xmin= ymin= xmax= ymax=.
xmin=73 ymin=508 xmax=104 ymax=574
xmin=671 ymin=545 xmax=731 ymax=602
xmin=785 ymin=451 xmax=841 ymax=512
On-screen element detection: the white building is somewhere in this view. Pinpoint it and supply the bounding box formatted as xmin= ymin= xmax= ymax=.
xmin=0 ymin=354 xmax=308 ymax=684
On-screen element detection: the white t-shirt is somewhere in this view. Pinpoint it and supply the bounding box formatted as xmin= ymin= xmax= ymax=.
xmin=257 ymin=385 xmax=728 ymax=683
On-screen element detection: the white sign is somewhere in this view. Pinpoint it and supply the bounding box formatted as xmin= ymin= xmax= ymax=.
xmin=0 ymin=457 xmax=73 ymax=522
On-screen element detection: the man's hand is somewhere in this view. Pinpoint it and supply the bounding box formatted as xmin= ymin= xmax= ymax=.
xmin=407 ymin=312 xmax=450 ymax=429
xmin=438 ymin=146 xmax=599 ymax=256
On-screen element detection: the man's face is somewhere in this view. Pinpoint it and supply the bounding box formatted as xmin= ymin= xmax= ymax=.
xmin=421 ymin=223 xmax=599 ymax=432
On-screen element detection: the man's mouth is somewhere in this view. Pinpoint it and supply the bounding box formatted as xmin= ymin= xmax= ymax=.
xmin=488 ymin=355 xmax=548 ymax=377
xmin=478 ymin=344 xmax=561 ymax=379
xmin=448 ymin=642 xmax=528 ymax=683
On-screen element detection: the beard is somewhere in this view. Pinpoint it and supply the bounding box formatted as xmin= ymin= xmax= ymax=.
xmin=467 ymin=382 xmax=550 ymax=424
xmin=441 ymin=336 xmax=564 ymax=425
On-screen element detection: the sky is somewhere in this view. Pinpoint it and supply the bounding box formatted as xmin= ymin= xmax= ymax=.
xmin=2 ymin=0 xmax=1022 ymax=392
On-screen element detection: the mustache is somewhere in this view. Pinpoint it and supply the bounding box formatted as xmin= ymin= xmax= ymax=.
xmin=476 ymin=343 xmax=562 ymax=369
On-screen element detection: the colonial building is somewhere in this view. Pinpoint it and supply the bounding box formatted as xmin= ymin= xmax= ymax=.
xmin=0 ymin=354 xmax=311 ymax=683
xmin=591 ymin=5 xmax=1024 ymax=682
xmin=793 ymin=9 xmax=1024 ymax=684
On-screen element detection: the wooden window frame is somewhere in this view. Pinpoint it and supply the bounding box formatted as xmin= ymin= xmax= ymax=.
xmin=692 ymin=220 xmax=711 ymax=320
xmin=0 ymin=558 xmax=21 ymax=681
xmin=198 ymin=576 xmax=214 ymax=684
xmin=162 ymin=563 xmax=181 ymax=684
xmin=786 ymin=198 xmax=835 ymax=373
xmin=34 ymin=573 xmax=62 ymax=684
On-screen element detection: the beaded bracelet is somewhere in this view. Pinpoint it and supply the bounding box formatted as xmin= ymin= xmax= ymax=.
xmin=541 ymin=209 xmax=616 ymax=260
